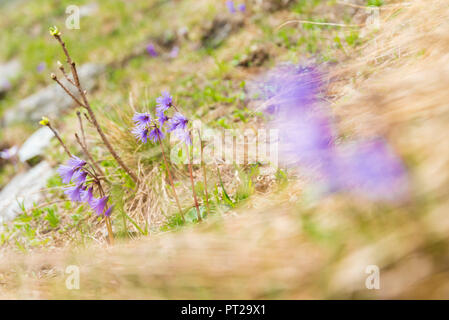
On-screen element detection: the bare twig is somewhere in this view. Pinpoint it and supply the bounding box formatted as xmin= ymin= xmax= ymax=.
xmin=51 ymin=33 xmax=138 ymax=184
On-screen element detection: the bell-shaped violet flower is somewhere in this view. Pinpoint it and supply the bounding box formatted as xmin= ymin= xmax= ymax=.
xmin=156 ymin=107 xmax=169 ymax=126
xmin=156 ymin=91 xmax=173 ymax=112
xmin=57 ymin=165 xmax=76 ymax=184
xmin=133 ymin=112 xmax=152 ymax=127
xmin=66 ymin=156 xmax=87 ymax=170
xmin=148 ymin=127 xmax=165 ymax=143
xmin=81 ymin=187 xmax=96 ymax=207
xmin=238 ymin=4 xmax=246 ymax=12
xmin=72 ymin=170 xmax=88 ymax=185
xmin=64 ymin=184 xmax=84 ymax=202
xmin=104 ymin=206 xmax=114 ymax=217
xmin=168 ymin=112 xmax=188 ymax=132
xmin=132 ymin=125 xmax=150 ymax=144
xmin=91 ymin=196 xmax=109 ymax=216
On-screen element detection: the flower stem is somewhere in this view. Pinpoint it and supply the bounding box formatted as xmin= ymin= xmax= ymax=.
xmin=46 ymin=123 xmax=72 ymax=157
xmin=156 ymin=131 xmax=184 ymax=221
xmin=185 ymin=141 xmax=202 ymax=222
xmin=197 ymin=129 xmax=210 ymax=216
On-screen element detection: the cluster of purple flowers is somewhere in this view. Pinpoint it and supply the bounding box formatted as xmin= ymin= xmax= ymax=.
xmin=226 ymin=1 xmax=246 ymax=13
xmin=132 ymin=91 xmax=192 ymax=145
xmin=57 ymin=156 xmax=113 ymax=216
xmin=251 ymin=64 xmax=409 ymax=203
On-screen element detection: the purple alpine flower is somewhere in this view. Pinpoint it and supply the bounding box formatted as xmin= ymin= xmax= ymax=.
xmin=132 ymin=112 xmax=152 ymax=126
xmin=72 ymin=170 xmax=88 ymax=185
xmin=238 ymin=3 xmax=246 ymax=12
xmin=146 ymin=43 xmax=158 ymax=57
xmin=168 ymin=112 xmax=188 ymax=132
xmin=156 ymin=91 xmax=173 ymax=111
xmin=57 ymin=165 xmax=76 ymax=184
xmin=104 ymin=206 xmax=114 ymax=217
xmin=66 ymin=156 xmax=87 ymax=170
xmin=132 ymin=125 xmax=150 ymax=144
xmin=91 ymin=196 xmax=109 ymax=216
xmin=173 ymin=128 xmax=192 ymax=145
xmin=226 ymin=1 xmax=236 ymax=13
xmin=81 ymin=187 xmax=96 ymax=207
xmin=156 ymin=107 xmax=169 ymax=125
xmin=64 ymin=184 xmax=84 ymax=202
xmin=148 ymin=126 xmax=165 ymax=143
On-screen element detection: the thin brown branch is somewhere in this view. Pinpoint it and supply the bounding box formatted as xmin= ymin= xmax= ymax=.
xmin=51 ymin=74 xmax=85 ymax=107
xmin=75 ymin=133 xmax=105 ymax=179
xmin=46 ymin=123 xmax=72 ymax=157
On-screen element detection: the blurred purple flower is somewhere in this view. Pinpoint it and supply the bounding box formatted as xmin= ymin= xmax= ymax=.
xmin=169 ymin=46 xmax=179 ymax=59
xmin=173 ymin=128 xmax=192 ymax=145
xmin=66 ymin=156 xmax=87 ymax=170
xmin=0 ymin=146 xmax=18 ymax=160
xmin=91 ymin=196 xmax=109 ymax=216
xmin=146 ymin=43 xmax=158 ymax=57
xmin=156 ymin=91 xmax=173 ymax=111
xmin=64 ymin=184 xmax=84 ymax=202
xmin=335 ymin=139 xmax=409 ymax=202
xmin=37 ymin=62 xmax=46 ymax=73
xmin=132 ymin=125 xmax=150 ymax=144
xmin=149 ymin=126 xmax=165 ymax=143
xmin=226 ymin=1 xmax=236 ymax=13
xmin=104 ymin=206 xmax=114 ymax=217
xmin=168 ymin=112 xmax=188 ymax=132
xmin=252 ymin=64 xmax=408 ymax=203
xmin=238 ymin=3 xmax=246 ymax=12
xmin=133 ymin=112 xmax=152 ymax=126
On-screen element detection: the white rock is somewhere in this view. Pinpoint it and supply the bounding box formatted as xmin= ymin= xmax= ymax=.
xmin=3 ymin=63 xmax=105 ymax=124
xmin=18 ymin=126 xmax=54 ymax=163
xmin=0 ymin=161 xmax=54 ymax=223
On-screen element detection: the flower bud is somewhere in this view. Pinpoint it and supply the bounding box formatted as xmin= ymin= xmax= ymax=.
xmin=49 ymin=26 xmax=61 ymax=36
xmin=39 ymin=116 xmax=50 ymax=126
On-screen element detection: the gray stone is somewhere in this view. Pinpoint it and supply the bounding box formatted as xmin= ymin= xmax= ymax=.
xmin=0 ymin=161 xmax=54 ymax=223
xmin=3 ymin=63 xmax=105 ymax=124
xmin=18 ymin=126 xmax=54 ymax=163
xmin=0 ymin=60 xmax=21 ymax=94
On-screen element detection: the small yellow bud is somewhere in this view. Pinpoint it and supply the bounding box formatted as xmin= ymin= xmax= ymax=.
xmin=50 ymin=73 xmax=57 ymax=79
xmin=57 ymin=61 xmax=63 ymax=68
xmin=49 ymin=26 xmax=61 ymax=36
xmin=39 ymin=117 xmax=50 ymax=126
